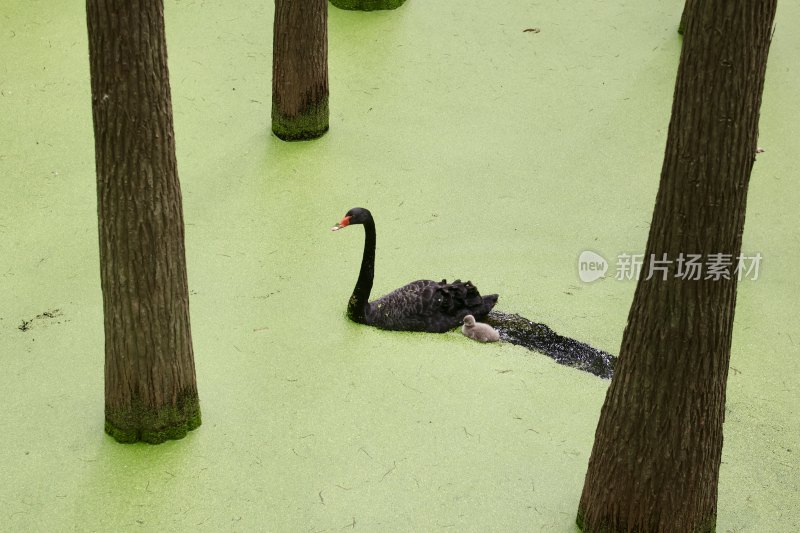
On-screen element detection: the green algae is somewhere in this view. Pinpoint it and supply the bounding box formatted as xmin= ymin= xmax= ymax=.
xmin=0 ymin=0 xmax=798 ymax=531
xmin=271 ymin=101 xmax=329 ymax=141
xmin=330 ymin=0 xmax=406 ymax=11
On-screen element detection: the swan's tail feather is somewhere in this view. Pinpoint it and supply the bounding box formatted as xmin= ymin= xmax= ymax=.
xmin=473 ymin=294 xmax=499 ymax=319
xmin=439 ymin=280 xmax=498 ymax=319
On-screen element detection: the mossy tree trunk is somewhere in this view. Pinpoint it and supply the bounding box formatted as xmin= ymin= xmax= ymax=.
xmin=272 ymin=0 xmax=329 ymax=141
xmin=577 ymin=1 xmax=776 ymax=531
xmin=87 ymin=0 xmax=201 ymax=444
xmin=330 ymin=0 xmax=406 ymax=11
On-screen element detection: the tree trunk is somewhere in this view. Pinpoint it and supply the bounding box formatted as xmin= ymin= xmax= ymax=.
xmin=678 ymin=0 xmax=693 ymax=35
xmin=87 ymin=0 xmax=201 ymax=444
xmin=272 ymin=0 xmax=329 ymax=141
xmin=330 ymin=0 xmax=406 ymax=11
xmin=577 ymin=2 xmax=776 ymax=532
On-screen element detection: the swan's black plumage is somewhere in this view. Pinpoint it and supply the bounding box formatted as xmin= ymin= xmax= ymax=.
xmin=333 ymin=207 xmax=498 ymax=333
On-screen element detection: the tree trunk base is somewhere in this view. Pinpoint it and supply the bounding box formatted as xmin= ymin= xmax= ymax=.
xmin=576 ymin=507 xmax=718 ymax=533
xmin=330 ymin=0 xmax=406 ymax=11
xmin=105 ymin=392 xmax=201 ymax=444
xmin=272 ymin=102 xmax=329 ymax=141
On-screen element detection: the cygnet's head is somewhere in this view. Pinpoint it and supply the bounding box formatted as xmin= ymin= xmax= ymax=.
xmin=463 ymin=315 xmax=476 ymax=327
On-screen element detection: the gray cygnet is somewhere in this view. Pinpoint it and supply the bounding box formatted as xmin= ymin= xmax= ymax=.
xmin=461 ymin=314 xmax=500 ymax=343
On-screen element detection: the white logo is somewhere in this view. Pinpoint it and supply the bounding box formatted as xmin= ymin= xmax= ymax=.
xmin=578 ymin=251 xmax=608 ymax=283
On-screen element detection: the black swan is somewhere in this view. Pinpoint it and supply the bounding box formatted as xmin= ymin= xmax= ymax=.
xmin=332 ymin=207 xmax=498 ymax=333
xmin=461 ymin=314 xmax=500 ymax=343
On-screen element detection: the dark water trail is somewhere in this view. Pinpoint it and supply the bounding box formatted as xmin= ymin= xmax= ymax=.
xmin=485 ymin=311 xmax=616 ymax=379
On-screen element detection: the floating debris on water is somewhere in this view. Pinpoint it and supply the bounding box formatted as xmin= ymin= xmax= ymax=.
xmin=17 ymin=308 xmax=64 ymax=332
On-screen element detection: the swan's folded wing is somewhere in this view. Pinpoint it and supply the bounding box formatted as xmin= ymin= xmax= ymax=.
xmin=367 ymin=279 xmax=496 ymax=333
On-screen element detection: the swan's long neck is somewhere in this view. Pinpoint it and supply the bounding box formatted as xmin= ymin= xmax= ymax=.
xmin=348 ymin=217 xmax=375 ymax=322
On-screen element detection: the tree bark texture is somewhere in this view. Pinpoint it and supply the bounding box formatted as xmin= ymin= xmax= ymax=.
xmin=272 ymin=0 xmax=329 ymax=141
xmin=87 ymin=0 xmax=201 ymax=444
xmin=330 ymin=0 xmax=406 ymax=11
xmin=577 ymin=2 xmax=776 ymax=532
xmin=678 ymin=0 xmax=695 ymax=36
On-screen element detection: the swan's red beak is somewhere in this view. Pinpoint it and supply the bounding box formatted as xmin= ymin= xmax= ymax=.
xmin=331 ymin=215 xmax=351 ymax=232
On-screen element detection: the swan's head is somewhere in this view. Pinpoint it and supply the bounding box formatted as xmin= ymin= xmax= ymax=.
xmin=463 ymin=315 xmax=476 ymax=327
xmin=331 ymin=207 xmax=372 ymax=231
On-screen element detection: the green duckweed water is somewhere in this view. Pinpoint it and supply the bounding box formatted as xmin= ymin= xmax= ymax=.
xmin=1 ymin=1 xmax=798 ymax=531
